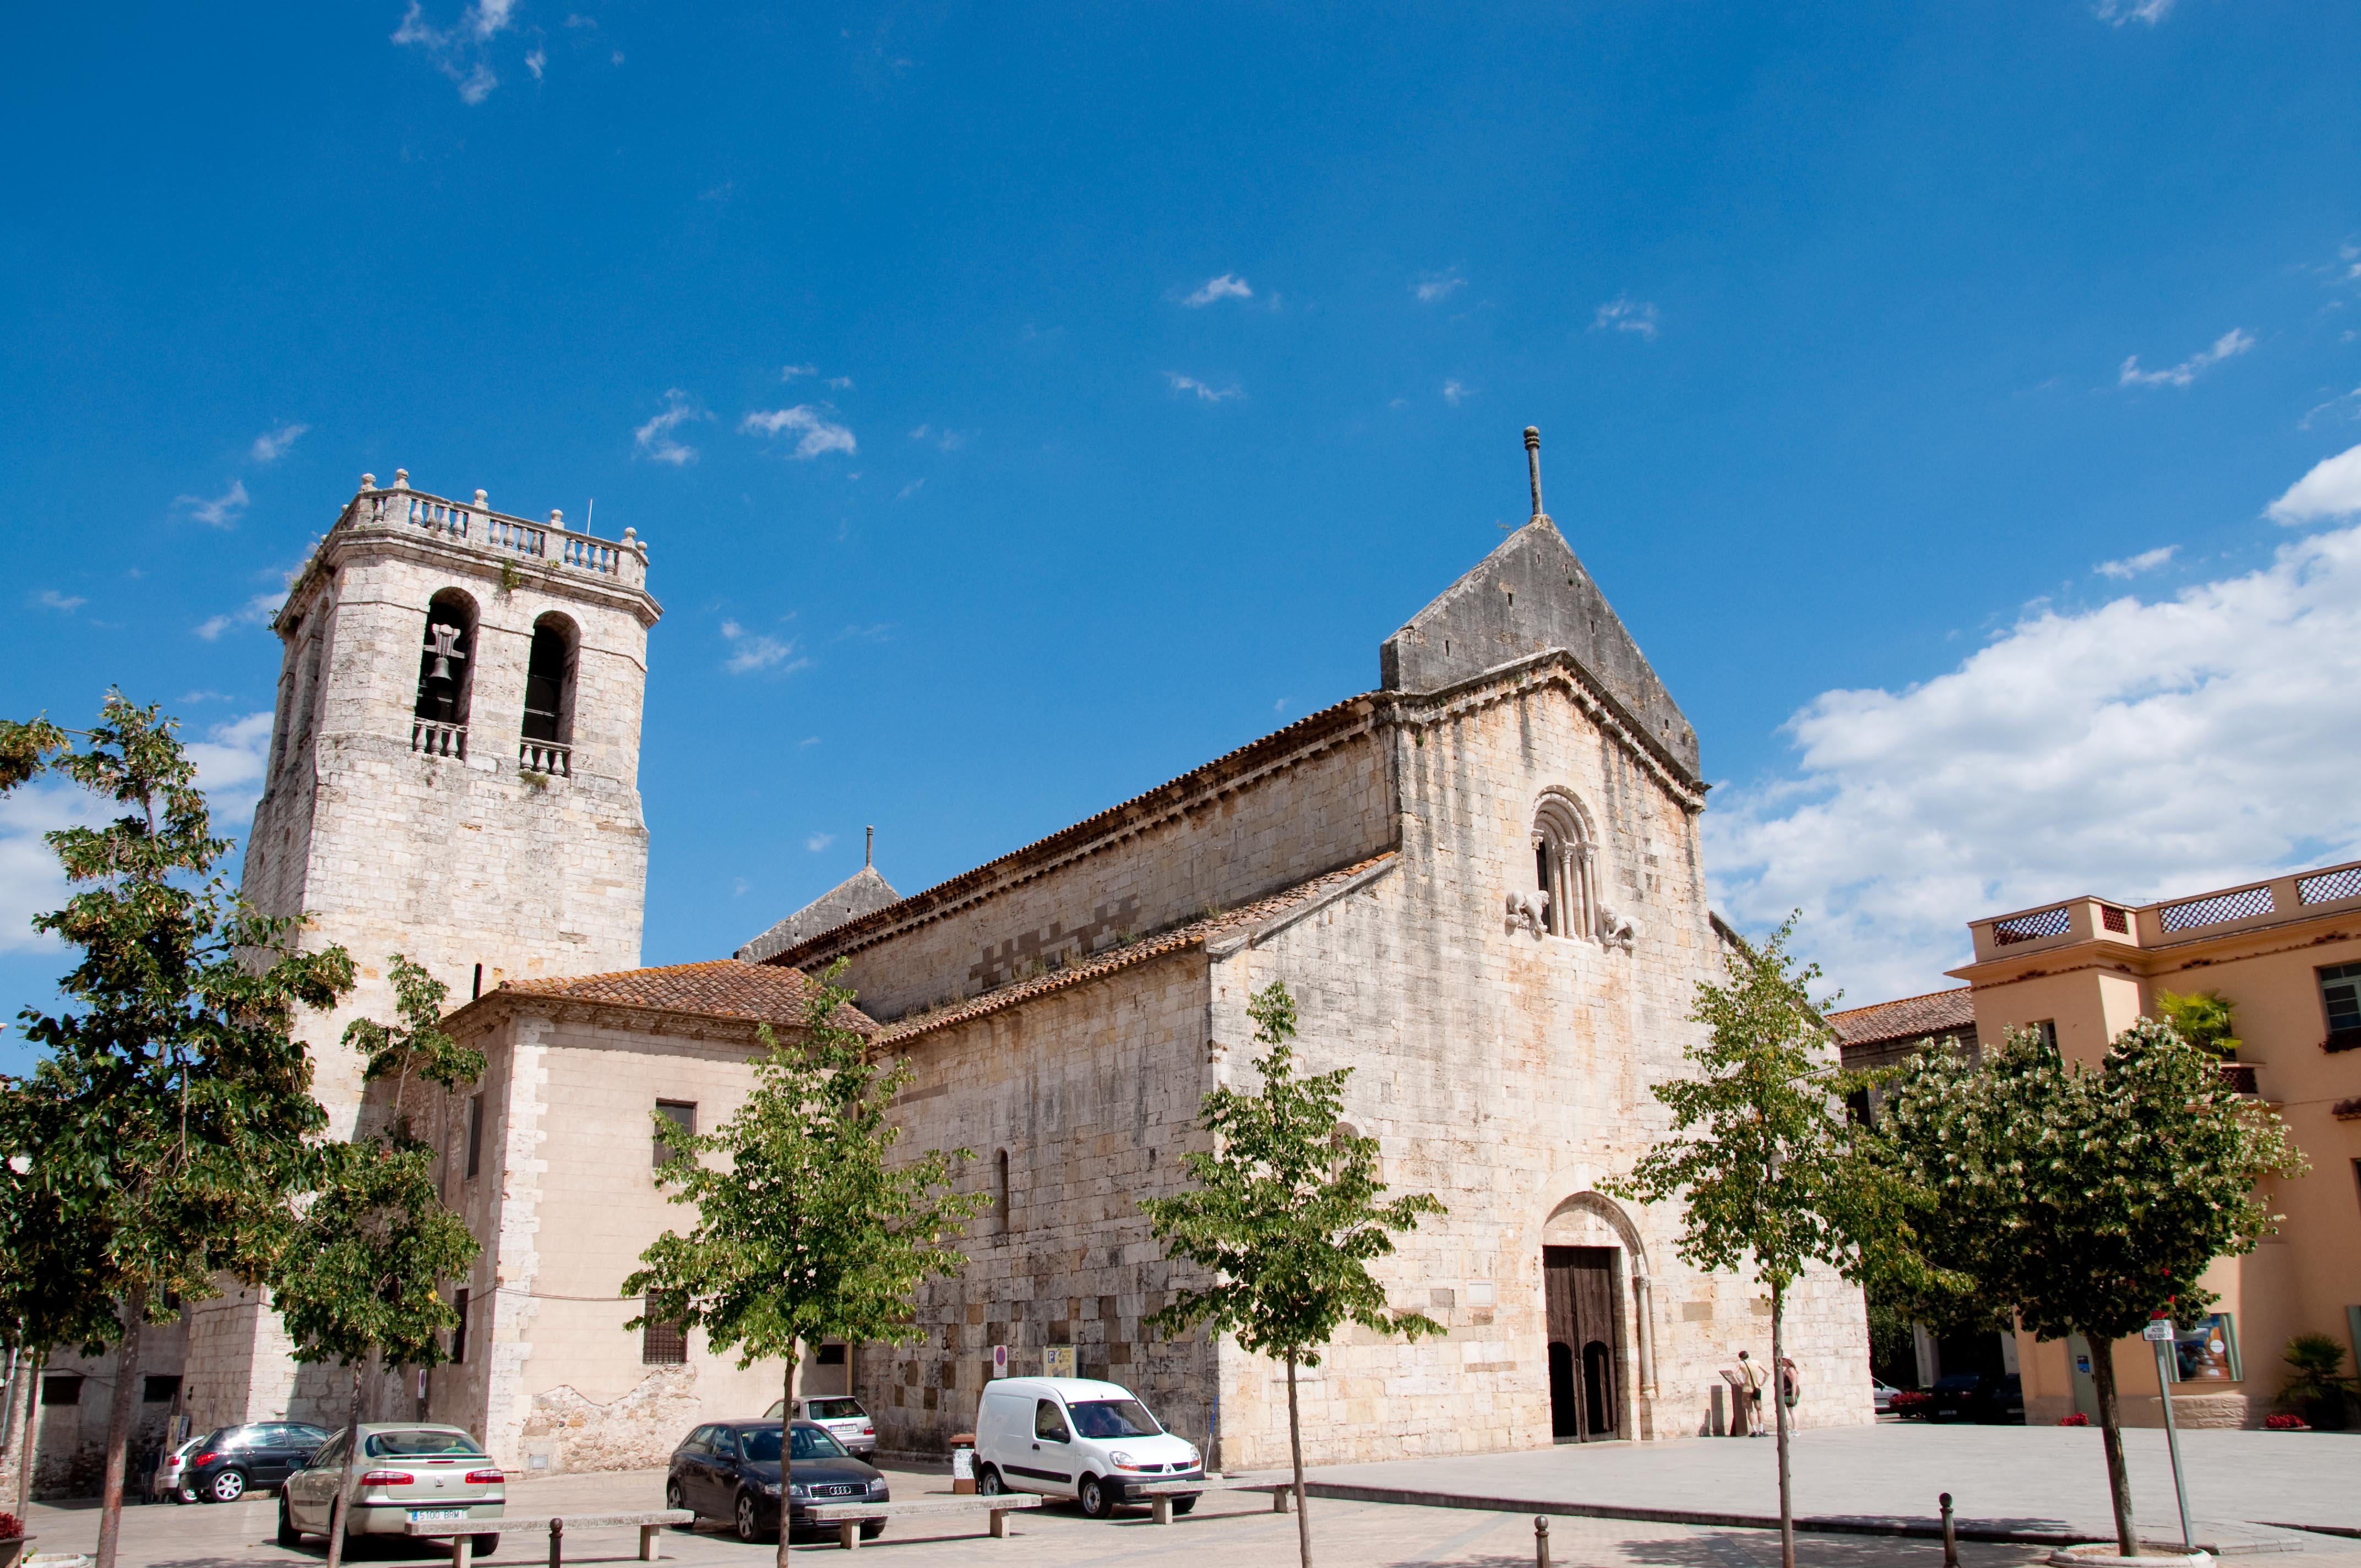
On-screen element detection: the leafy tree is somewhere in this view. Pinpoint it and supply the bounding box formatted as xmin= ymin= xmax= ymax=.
xmin=0 ymin=1088 xmax=119 ymax=1515
xmin=342 ymin=955 xmax=484 ymax=1139
xmin=1606 ymin=918 xmax=1905 ymax=1568
xmin=1866 ymin=1018 xmax=2303 ymax=1556
xmin=2154 ymin=990 xmax=2240 ymax=1058
xmin=1 ymin=696 xmax=354 ymax=1568
xmin=272 ymin=1130 xmax=480 ymax=1568
xmin=623 ymin=963 xmax=984 ymax=1568
xmin=1140 ymin=982 xmax=1446 ymax=1568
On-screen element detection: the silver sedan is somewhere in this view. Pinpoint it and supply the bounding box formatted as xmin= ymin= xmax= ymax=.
xmin=279 ymin=1424 xmax=506 ymax=1556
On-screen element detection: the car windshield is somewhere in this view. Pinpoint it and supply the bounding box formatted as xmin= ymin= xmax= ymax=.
xmin=365 ymin=1430 xmax=487 ymax=1458
xmin=737 ymin=1426 xmax=847 ymax=1463
xmin=806 ymin=1399 xmax=864 ymax=1421
xmin=1068 ymin=1400 xmax=1161 ymax=1439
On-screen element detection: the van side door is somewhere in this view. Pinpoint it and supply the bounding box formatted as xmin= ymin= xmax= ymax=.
xmin=1011 ymin=1398 xmax=1078 ymax=1496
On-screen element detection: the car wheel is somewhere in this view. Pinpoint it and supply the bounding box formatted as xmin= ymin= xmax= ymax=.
xmin=277 ymin=1496 xmax=302 ymax=1548
xmin=209 ymin=1468 xmax=248 ymax=1503
xmin=1172 ymin=1496 xmax=1199 ymax=1516
xmin=976 ymin=1465 xmax=1005 ymax=1496
xmin=1077 ymin=1474 xmax=1111 ymax=1519
xmin=734 ymin=1490 xmax=765 ymax=1544
xmin=665 ymin=1479 xmax=693 ymax=1525
xmin=860 ymin=1523 xmax=885 ymax=1540
xmin=474 ymin=1536 xmax=499 ymax=1559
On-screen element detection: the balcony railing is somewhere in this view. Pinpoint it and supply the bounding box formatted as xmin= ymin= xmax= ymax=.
xmin=519 ymin=739 xmax=572 ymax=777
xmin=413 ymin=719 xmax=466 ymax=759
xmin=341 ymin=471 xmax=647 ymax=588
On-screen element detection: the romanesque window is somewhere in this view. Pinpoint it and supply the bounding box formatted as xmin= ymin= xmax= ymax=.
xmin=412 ymin=590 xmax=478 ymax=757
xmin=520 ymin=613 xmax=579 ymax=775
xmin=1531 ymin=795 xmax=1597 ymax=940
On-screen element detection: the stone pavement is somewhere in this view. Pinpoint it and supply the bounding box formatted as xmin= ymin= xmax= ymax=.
xmin=1249 ymin=1425 xmax=2361 ymax=1554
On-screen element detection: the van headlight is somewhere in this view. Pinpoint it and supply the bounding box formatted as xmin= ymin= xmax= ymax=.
xmin=1109 ymin=1451 xmax=1136 ymax=1470
xmin=1184 ymin=1444 xmax=1201 ymax=1466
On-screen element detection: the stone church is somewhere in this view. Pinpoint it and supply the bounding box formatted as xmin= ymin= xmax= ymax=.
xmin=35 ymin=437 xmax=1868 ymax=1490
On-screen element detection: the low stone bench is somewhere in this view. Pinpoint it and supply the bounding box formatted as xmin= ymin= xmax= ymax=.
xmin=402 ymin=1508 xmax=693 ymax=1567
xmin=1127 ymin=1478 xmax=1214 ymax=1526
xmin=804 ymin=1493 xmax=1043 ymax=1550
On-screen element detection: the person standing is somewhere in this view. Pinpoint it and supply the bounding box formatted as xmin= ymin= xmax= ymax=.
xmin=1737 ymin=1350 xmax=1769 ymax=1437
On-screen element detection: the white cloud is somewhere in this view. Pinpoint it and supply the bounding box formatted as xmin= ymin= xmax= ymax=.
xmin=897 ymin=479 xmax=925 ymax=500
xmin=909 ymin=424 xmax=970 ymax=453
xmin=35 ymin=590 xmax=85 ymax=612
xmin=195 ymin=591 xmax=285 ymax=640
xmin=1442 ymin=379 xmax=1472 ymax=406
xmin=249 ymin=423 xmax=309 ymax=464
xmin=826 ymin=376 xmax=853 ymax=391
xmin=1413 ymin=269 xmax=1465 ymax=303
xmin=2093 ymin=0 xmax=2173 ymax=23
xmin=391 ymin=0 xmax=518 ymax=103
xmin=782 ymin=364 xmax=818 ymax=380
xmin=805 ymin=832 xmax=835 ymax=853
xmin=1183 ymin=274 xmax=1253 ymax=308
xmin=176 ymin=480 xmax=250 ymax=529
xmin=1707 ymin=520 xmax=2361 ymax=1006
xmin=739 ymin=405 xmax=857 ymax=460
xmin=1 ymin=711 xmax=273 ymax=955
xmin=719 ymin=620 xmax=808 ymax=676
xmin=1166 ymin=373 xmax=1240 ymax=403
xmin=2267 ymin=441 xmax=2361 ymax=524
xmin=633 ymin=390 xmax=707 ymax=465
xmin=2095 ymin=544 xmax=2177 ymax=579
xmin=2119 ymin=328 xmax=2253 ymax=388
xmin=1593 ymin=297 xmax=1660 ymax=339
xmin=525 ymin=47 xmax=545 ymax=78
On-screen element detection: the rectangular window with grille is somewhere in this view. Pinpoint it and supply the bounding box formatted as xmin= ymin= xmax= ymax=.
xmin=642 ymin=1295 xmax=688 ymax=1364
xmin=655 ymin=1101 xmax=696 ymax=1168
xmin=2320 ymin=962 xmax=2361 ymax=1050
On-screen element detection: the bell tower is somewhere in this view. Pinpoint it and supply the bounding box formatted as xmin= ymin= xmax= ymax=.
xmin=238 ymin=470 xmax=663 ymax=1130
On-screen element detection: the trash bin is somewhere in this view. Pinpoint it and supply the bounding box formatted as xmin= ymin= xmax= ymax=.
xmin=949 ymin=1432 xmax=977 ymax=1495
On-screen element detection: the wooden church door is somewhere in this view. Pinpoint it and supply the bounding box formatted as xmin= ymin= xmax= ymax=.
xmin=1543 ymin=1245 xmax=1620 ymax=1440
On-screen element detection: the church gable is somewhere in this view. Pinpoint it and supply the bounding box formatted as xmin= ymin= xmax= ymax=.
xmin=1379 ymin=515 xmax=1699 ymax=778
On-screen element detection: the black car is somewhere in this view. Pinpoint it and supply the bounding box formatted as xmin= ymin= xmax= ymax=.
xmin=665 ymin=1419 xmax=888 ymax=1543
xmin=183 ymin=1422 xmax=332 ymax=1502
xmin=1929 ymin=1371 xmax=2024 ymax=1424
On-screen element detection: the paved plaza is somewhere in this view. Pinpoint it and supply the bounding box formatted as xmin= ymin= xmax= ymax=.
xmin=15 ymin=1427 xmax=2360 ymax=1568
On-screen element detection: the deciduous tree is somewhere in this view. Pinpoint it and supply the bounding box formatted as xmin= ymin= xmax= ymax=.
xmin=624 ymin=963 xmax=983 ymax=1568
xmin=1140 ymin=981 xmax=1446 ymax=1568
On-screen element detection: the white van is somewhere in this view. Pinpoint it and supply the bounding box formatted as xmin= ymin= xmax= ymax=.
xmin=973 ymin=1378 xmax=1204 ymax=1519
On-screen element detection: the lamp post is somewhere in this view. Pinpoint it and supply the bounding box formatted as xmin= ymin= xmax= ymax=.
xmin=2144 ymin=1314 xmax=2194 ymax=1551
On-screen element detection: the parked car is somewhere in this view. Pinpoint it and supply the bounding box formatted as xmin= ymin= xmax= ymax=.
xmin=666 ymin=1419 xmax=888 ymax=1544
xmin=181 ymin=1422 xmax=331 ymax=1503
xmin=762 ymin=1396 xmax=878 ymax=1457
xmin=278 ymin=1424 xmax=505 ymax=1555
xmin=1929 ymin=1371 xmax=2025 ymax=1423
xmin=157 ymin=1434 xmax=208 ymax=1502
xmin=1871 ymin=1379 xmax=1900 ymax=1414
xmin=972 ymin=1377 xmax=1203 ymax=1520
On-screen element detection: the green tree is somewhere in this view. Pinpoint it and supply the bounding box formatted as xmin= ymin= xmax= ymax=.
xmin=2154 ymin=990 xmax=2240 ymax=1058
xmin=0 ymin=1089 xmax=119 ymax=1515
xmin=1867 ymin=1018 xmax=2303 ymax=1556
xmin=2 ymin=697 xmax=355 ymax=1568
xmin=1606 ymin=918 xmax=1903 ymax=1568
xmin=342 ymin=955 xmax=485 ymax=1138
xmin=272 ymin=1132 xmax=479 ymax=1568
xmin=1139 ymin=982 xmax=1446 ymax=1568
xmin=623 ymin=964 xmax=984 ymax=1567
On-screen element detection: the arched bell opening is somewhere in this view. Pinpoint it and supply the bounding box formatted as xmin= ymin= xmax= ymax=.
xmin=412 ymin=589 xmax=479 ymax=759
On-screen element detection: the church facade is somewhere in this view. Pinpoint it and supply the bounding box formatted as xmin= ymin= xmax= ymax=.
xmin=56 ymin=439 xmax=1869 ymax=1493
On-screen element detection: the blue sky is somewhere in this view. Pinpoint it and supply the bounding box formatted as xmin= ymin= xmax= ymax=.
xmin=6 ymin=1 xmax=2361 ymax=1065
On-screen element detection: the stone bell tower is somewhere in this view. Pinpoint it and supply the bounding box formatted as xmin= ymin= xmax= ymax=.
xmin=183 ymin=471 xmax=662 ymax=1429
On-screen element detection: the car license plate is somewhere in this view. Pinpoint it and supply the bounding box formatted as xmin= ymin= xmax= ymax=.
xmin=409 ymin=1509 xmax=467 ymax=1522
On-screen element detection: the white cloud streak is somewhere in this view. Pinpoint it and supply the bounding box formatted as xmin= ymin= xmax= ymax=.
xmin=35 ymin=590 xmax=85 ymax=612
xmin=2093 ymin=0 xmax=2173 ymax=24
xmin=2119 ymin=328 xmax=2253 ymax=388
xmin=1593 ymin=297 xmax=1660 ymax=339
xmin=249 ymin=423 xmax=309 ymax=463
xmin=805 ymin=832 xmax=835 ymax=853
xmin=1707 ymin=520 xmax=2361 ymax=1006
xmin=1166 ymin=373 xmax=1240 ymax=403
xmin=2267 ymin=442 xmax=2361 ymax=525
xmin=391 ymin=0 xmax=519 ymax=103
xmin=2095 ymin=544 xmax=2177 ymax=579
xmin=719 ymin=620 xmax=808 ymax=675
xmin=176 ymin=480 xmax=250 ymax=529
xmin=1413 ymin=269 xmax=1465 ymax=303
xmin=1442 ymin=379 xmax=1472 ymax=406
xmin=739 ymin=406 xmax=857 ymax=459
xmin=1183 ymin=274 xmax=1253 ymax=308
xmin=634 ymin=390 xmax=706 ymax=465
xmin=195 ymin=591 xmax=286 ymax=640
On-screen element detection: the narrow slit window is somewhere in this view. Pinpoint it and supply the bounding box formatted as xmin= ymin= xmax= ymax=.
xmin=465 ymin=1093 xmax=485 ymax=1179
xmin=449 ymin=1288 xmax=470 ymax=1365
xmin=996 ymin=1148 xmax=1011 ymax=1234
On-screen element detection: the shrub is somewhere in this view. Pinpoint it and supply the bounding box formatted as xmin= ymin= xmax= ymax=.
xmin=2263 ymin=1412 xmax=2310 ymax=1431
xmin=0 ymin=1511 xmax=21 ymax=1538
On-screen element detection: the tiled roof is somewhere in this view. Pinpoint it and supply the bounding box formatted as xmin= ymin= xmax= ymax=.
xmin=874 ymin=854 xmax=1397 ymax=1047
xmin=736 ymin=865 xmax=902 ymax=963
xmin=1826 ymin=987 xmax=1976 ymax=1050
xmin=471 ymin=960 xmax=875 ymax=1035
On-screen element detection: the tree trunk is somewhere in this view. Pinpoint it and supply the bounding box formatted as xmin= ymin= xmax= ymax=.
xmin=324 ymin=1362 xmax=365 ymax=1568
xmin=93 ymin=1285 xmax=146 ymax=1568
xmin=2086 ymin=1337 xmax=2139 ymax=1558
xmin=1286 ymin=1349 xmax=1312 ymax=1568
xmin=12 ymin=1347 xmax=46 ymax=1516
xmin=776 ymin=1338 xmax=801 ymax=1568
xmin=1772 ymin=1281 xmax=1794 ymax=1568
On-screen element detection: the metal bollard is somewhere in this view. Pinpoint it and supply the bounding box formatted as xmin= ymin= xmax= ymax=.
xmin=1940 ymin=1493 xmax=1957 ymax=1568
xmin=1535 ymin=1516 xmax=1552 ymax=1568
xmin=550 ymin=1515 xmax=565 ymax=1568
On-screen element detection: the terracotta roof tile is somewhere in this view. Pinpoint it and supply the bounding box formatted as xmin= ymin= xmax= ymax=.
xmin=874 ymin=854 xmax=1397 ymax=1047
xmin=1826 ymin=987 xmax=1977 ymax=1051
xmin=480 ymin=959 xmax=874 ymax=1034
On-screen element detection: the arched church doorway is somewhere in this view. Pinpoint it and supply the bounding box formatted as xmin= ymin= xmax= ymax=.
xmin=1543 ymin=1245 xmax=1620 ymax=1440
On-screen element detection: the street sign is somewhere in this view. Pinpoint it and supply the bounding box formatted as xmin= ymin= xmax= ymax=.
xmin=992 ymin=1344 xmax=1008 ymax=1380
xmin=2144 ymin=1320 xmax=2175 ymax=1342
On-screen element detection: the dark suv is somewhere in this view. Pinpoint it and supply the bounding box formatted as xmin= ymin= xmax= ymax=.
xmin=1929 ymin=1372 xmax=2024 ymax=1424
xmin=182 ymin=1422 xmax=331 ymax=1502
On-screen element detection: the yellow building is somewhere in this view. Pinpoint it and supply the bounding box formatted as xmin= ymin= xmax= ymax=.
xmin=1944 ymin=860 xmax=2361 ymax=1428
